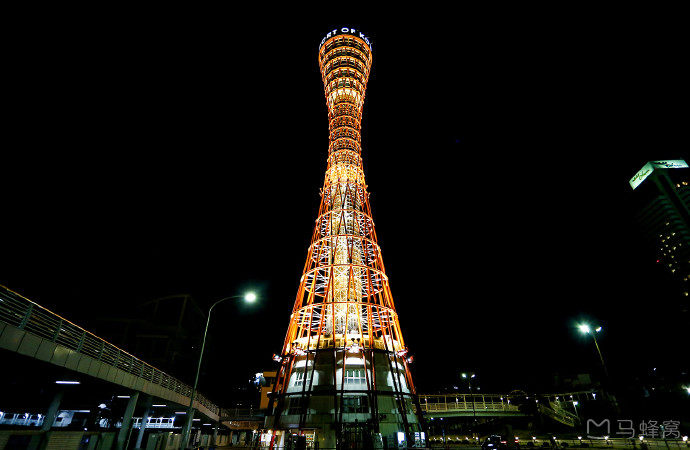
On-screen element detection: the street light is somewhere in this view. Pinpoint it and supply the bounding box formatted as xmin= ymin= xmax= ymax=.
xmin=180 ymin=292 xmax=257 ymax=449
xmin=460 ymin=372 xmax=477 ymax=425
xmin=578 ymin=323 xmax=608 ymax=378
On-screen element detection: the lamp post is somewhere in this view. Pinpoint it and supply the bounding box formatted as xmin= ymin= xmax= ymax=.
xmin=461 ymin=373 xmax=477 ymax=425
xmin=578 ymin=324 xmax=608 ymax=378
xmin=180 ymin=292 xmax=257 ymax=449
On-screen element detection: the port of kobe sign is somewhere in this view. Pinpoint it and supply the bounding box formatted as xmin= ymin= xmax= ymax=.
xmin=319 ymin=27 xmax=372 ymax=50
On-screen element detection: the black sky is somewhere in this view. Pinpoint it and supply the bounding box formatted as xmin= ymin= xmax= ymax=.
xmin=2 ymin=9 xmax=687 ymax=404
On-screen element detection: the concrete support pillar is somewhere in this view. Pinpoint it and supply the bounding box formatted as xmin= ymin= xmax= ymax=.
xmin=115 ymin=391 xmax=139 ymax=450
xmin=41 ymin=389 xmax=64 ymax=432
xmin=212 ymin=423 xmax=219 ymax=446
xmin=135 ymin=395 xmax=152 ymax=449
xmin=28 ymin=389 xmax=64 ymax=450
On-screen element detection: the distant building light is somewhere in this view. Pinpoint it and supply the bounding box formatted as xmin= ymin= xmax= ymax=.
xmin=55 ymin=381 xmax=80 ymax=384
xmin=175 ymin=412 xmax=187 ymax=414
xmin=117 ymin=396 xmax=130 ymax=399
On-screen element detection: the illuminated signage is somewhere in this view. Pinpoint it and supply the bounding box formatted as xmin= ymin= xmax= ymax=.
xmin=630 ymin=162 xmax=653 ymax=190
xmin=650 ymin=160 xmax=688 ymax=169
xmin=319 ymin=27 xmax=372 ymax=50
xmin=629 ymin=159 xmax=688 ymax=190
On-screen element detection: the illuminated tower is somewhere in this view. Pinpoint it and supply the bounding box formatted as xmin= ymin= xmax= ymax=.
xmin=264 ymin=28 xmax=425 ymax=449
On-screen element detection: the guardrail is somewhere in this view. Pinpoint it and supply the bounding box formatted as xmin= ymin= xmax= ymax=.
xmin=420 ymin=394 xmax=520 ymax=413
xmin=0 ymin=284 xmax=219 ymax=417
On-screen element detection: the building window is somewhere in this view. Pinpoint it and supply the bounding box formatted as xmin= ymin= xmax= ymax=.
xmin=287 ymin=398 xmax=304 ymax=415
xmin=293 ymin=371 xmax=311 ymax=387
xmin=342 ymin=395 xmax=369 ymax=413
xmin=344 ymin=368 xmax=366 ymax=385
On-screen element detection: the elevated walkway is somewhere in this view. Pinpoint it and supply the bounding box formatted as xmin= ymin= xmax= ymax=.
xmin=420 ymin=394 xmax=524 ymax=417
xmin=420 ymin=391 xmax=591 ymax=425
xmin=0 ymin=285 xmax=219 ymax=421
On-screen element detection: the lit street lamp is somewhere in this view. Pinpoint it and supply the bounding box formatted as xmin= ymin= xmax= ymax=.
xmin=180 ymin=292 xmax=257 ymax=449
xmin=461 ymin=372 xmax=478 ymax=424
xmin=578 ymin=323 xmax=608 ymax=378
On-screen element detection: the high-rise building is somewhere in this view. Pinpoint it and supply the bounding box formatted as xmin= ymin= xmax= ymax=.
xmin=629 ymin=160 xmax=690 ymax=309
xmin=263 ymin=28 xmax=425 ymax=449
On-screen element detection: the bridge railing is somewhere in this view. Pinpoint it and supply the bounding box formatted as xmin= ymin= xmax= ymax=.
xmin=419 ymin=394 xmax=520 ymax=413
xmin=0 ymin=285 xmax=219 ymax=417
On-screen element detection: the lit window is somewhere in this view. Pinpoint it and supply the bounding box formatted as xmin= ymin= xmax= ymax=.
xmin=293 ymin=371 xmax=311 ymax=387
xmin=344 ymin=368 xmax=366 ymax=385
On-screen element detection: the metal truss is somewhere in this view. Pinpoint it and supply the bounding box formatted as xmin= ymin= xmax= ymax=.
xmin=267 ymin=32 xmax=424 ymax=445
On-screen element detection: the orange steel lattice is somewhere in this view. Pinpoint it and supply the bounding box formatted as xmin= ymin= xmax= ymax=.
xmin=267 ymin=30 xmax=424 ymax=446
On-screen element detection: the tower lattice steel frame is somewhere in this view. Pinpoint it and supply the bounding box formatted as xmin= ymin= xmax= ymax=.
xmin=265 ymin=29 xmax=425 ymax=449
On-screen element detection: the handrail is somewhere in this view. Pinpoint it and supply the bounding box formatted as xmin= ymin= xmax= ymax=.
xmin=418 ymin=392 xmax=591 ymax=417
xmin=0 ymin=284 xmax=219 ymax=416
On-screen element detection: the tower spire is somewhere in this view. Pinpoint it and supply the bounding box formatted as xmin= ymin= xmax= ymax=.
xmin=265 ymin=28 xmax=425 ymax=450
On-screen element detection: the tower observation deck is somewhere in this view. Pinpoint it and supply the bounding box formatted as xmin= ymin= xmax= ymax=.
xmin=264 ymin=28 xmax=425 ymax=449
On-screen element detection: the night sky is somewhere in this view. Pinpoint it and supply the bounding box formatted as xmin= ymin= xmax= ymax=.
xmin=2 ymin=10 xmax=687 ymax=405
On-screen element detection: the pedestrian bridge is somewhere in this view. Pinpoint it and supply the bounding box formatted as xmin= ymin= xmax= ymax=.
xmin=419 ymin=392 xmax=588 ymax=427
xmin=0 ymin=284 xmax=220 ymax=421
xmin=421 ymin=393 xmax=525 ymax=417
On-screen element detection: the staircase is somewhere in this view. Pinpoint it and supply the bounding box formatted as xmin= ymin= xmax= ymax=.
xmin=538 ymin=402 xmax=579 ymax=427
